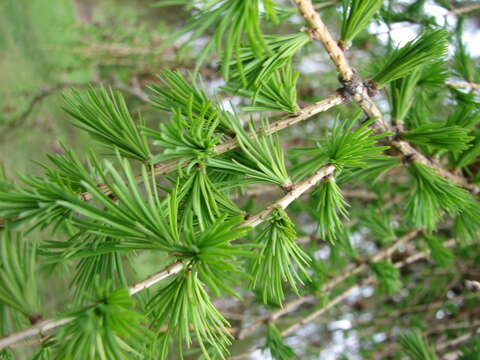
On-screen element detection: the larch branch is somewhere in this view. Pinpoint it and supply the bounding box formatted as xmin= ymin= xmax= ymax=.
xmin=451 ymin=3 xmax=480 ymax=15
xmin=236 ymin=229 xmax=419 ymax=339
xmin=79 ymin=93 xmax=345 ymax=201
xmin=446 ymin=79 xmax=480 ymax=90
xmin=292 ymin=0 xmax=480 ymax=194
xmin=0 ymin=163 xmax=338 ymax=350
xmin=232 ymin=236 xmax=446 ymax=359
xmin=281 ymin=239 xmax=455 ymax=336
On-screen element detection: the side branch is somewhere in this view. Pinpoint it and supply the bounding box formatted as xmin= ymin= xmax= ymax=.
xmin=79 ymin=93 xmax=346 ymax=201
xmin=451 ymin=3 xmax=480 ymax=15
xmin=243 ymin=164 xmax=336 ymax=227
xmin=446 ymin=80 xmax=480 ymax=90
xmin=0 ymin=164 xmax=338 ymax=350
xmin=0 ymin=261 xmax=184 ymax=350
xmin=281 ymin=241 xmax=451 ymax=337
xmin=236 ymin=229 xmax=419 ymax=339
xmin=232 ymin=237 xmax=448 ymax=359
xmin=0 ymin=318 xmax=73 ymax=351
xmin=128 ymin=261 xmax=184 ymax=295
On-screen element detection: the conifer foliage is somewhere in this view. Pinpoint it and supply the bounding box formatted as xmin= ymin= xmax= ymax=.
xmin=0 ymin=0 xmax=479 ymax=359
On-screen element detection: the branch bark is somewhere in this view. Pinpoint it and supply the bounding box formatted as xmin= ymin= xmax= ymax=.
xmin=281 ymin=240 xmax=453 ymax=336
xmin=436 ymin=328 xmax=480 ymax=352
xmin=451 ymin=3 xmax=480 ymax=15
xmin=293 ymin=0 xmax=354 ymax=81
xmin=446 ymin=79 xmax=480 ymax=90
xmin=243 ymin=164 xmax=336 ymax=227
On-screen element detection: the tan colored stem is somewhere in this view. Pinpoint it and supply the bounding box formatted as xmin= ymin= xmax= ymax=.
xmin=128 ymin=261 xmax=184 ymax=295
xmin=79 ymin=94 xmax=345 ymax=201
xmin=0 ymin=317 xmax=73 ymax=350
xmin=243 ymin=164 xmax=336 ymax=227
xmin=233 ymin=184 xmax=378 ymax=201
xmin=293 ymin=0 xmax=354 ymax=81
xmin=0 ymin=163 xmax=337 ymax=350
xmin=313 ymin=0 xmax=337 ymax=10
xmin=436 ymin=328 xmax=480 ymax=352
xmin=292 ymin=0 xmax=480 ymax=194
xmin=281 ymin=279 xmax=366 ymax=336
xmin=351 ymin=292 xmax=472 ymax=338
xmin=446 ymin=79 xmax=480 ymax=90
xmin=0 ymin=262 xmax=186 ymax=350
xmin=451 ymin=3 xmax=480 ymax=15
xmin=391 ymin=140 xmax=480 ymax=194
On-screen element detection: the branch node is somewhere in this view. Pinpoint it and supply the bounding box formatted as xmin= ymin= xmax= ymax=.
xmin=338 ymin=72 xmax=363 ymax=102
xmin=337 ymin=40 xmax=350 ymax=51
xmin=402 ymin=153 xmax=417 ymax=165
xmin=392 ymin=125 xmax=404 ymax=141
xmin=281 ymin=180 xmax=294 ymax=193
xmin=301 ymin=26 xmax=318 ymax=41
xmin=27 ymin=314 xmax=43 ymax=325
xmin=363 ymin=79 xmax=379 ymax=97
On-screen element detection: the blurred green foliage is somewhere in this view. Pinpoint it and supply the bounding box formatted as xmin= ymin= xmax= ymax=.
xmin=0 ymin=0 xmax=180 ymax=173
xmin=0 ymin=0 xmax=89 ymax=172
